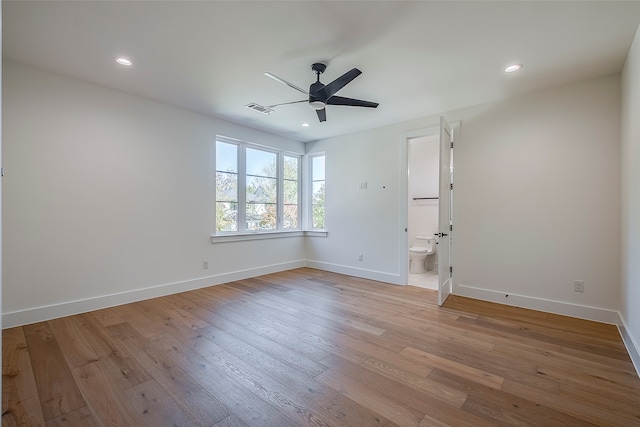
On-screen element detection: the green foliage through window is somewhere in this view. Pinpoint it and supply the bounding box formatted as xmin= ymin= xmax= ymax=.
xmin=311 ymin=154 xmax=325 ymax=229
xmin=215 ymin=138 xmax=301 ymax=233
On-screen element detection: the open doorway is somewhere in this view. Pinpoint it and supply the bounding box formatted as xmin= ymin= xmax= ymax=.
xmin=407 ymin=134 xmax=440 ymax=290
xmin=400 ymin=119 xmax=455 ymax=305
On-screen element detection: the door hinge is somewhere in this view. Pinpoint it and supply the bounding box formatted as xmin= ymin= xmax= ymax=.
xmin=450 ymin=266 xmax=453 ymax=274
xmin=449 ymin=224 xmax=453 ymax=232
xmin=450 ymin=183 xmax=453 ymax=190
xmin=1 ymin=167 xmax=3 ymax=177
xmin=450 ymin=141 xmax=454 ymax=149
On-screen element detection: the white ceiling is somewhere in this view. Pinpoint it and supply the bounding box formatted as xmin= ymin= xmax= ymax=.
xmin=4 ymin=1 xmax=640 ymax=143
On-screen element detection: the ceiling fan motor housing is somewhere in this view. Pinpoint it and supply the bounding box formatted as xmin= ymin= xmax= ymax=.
xmin=309 ymin=80 xmax=327 ymax=109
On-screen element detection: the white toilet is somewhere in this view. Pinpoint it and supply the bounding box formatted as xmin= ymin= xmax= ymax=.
xmin=409 ymin=235 xmax=436 ymax=273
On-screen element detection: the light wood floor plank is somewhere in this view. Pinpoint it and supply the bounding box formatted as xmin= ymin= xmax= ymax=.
xmin=429 ymin=368 xmax=597 ymax=427
xmin=3 ymin=268 xmax=640 ymax=426
xmin=154 ymin=333 xmax=298 ymax=427
xmin=44 ymin=405 xmax=97 ymax=427
xmin=48 ymin=316 xmax=100 ymax=369
xmin=108 ymin=322 xmax=230 ymax=425
xmin=360 ymin=356 xmax=466 ymax=407
xmin=400 ymin=346 xmax=505 ymax=389
xmin=316 ymin=365 xmax=422 ymax=427
xmin=22 ymin=322 xmax=87 ymax=421
xmin=74 ymin=312 xmax=152 ymax=391
xmin=71 ymin=360 xmax=145 ymax=426
xmin=124 ymin=379 xmax=198 ymax=427
xmin=2 ymin=328 xmax=46 ymax=427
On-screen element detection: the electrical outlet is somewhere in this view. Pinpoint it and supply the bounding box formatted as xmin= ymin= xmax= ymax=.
xmin=574 ymin=280 xmax=584 ymax=293
xmin=358 ymin=254 xmax=363 ymax=262
xmin=203 ymin=260 xmax=209 ymax=270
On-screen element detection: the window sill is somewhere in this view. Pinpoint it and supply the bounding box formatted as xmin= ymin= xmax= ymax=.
xmin=211 ymin=230 xmax=327 ymax=243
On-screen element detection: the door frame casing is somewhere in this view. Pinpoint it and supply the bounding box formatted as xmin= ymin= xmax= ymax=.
xmin=399 ymin=121 xmax=458 ymax=287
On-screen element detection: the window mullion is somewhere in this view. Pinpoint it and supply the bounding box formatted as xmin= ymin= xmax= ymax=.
xmin=296 ymin=158 xmax=302 ymax=230
xmin=302 ymin=155 xmax=310 ymax=230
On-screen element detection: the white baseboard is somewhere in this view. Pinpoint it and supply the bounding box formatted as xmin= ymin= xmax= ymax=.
xmin=2 ymin=260 xmax=306 ymax=328
xmin=455 ymin=284 xmax=619 ymax=324
xmin=617 ymin=313 xmax=640 ymax=378
xmin=304 ymin=260 xmax=402 ymax=285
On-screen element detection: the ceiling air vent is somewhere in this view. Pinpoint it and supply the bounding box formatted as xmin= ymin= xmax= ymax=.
xmin=245 ymin=103 xmax=274 ymax=115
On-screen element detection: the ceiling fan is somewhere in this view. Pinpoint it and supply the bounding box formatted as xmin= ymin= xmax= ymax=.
xmin=264 ymin=63 xmax=379 ymax=122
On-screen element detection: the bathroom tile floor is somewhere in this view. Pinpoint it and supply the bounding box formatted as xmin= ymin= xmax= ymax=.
xmin=408 ymin=270 xmax=438 ymax=289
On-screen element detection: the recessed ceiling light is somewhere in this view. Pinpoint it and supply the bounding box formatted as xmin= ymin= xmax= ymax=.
xmin=115 ymin=57 xmax=132 ymax=66
xmin=301 ymin=123 xmax=310 ymax=127
xmin=504 ymin=64 xmax=523 ymax=73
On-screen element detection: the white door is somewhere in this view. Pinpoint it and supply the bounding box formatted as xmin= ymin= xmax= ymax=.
xmin=438 ymin=117 xmax=453 ymax=306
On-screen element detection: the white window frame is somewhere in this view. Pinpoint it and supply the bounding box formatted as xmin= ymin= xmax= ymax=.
xmin=214 ymin=136 xmax=301 ymax=239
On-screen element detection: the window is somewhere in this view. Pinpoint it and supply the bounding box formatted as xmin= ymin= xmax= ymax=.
xmin=215 ymin=137 xmax=301 ymax=234
xmin=310 ymin=154 xmax=325 ymax=229
xmin=283 ymin=155 xmax=300 ymax=229
xmin=215 ymin=141 xmax=238 ymax=232
xmin=246 ymin=147 xmax=277 ymax=230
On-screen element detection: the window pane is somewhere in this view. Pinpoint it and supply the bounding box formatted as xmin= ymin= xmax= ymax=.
xmin=284 ymin=180 xmax=298 ymax=204
xmin=247 ymin=148 xmax=277 ymax=177
xmin=283 ymin=205 xmax=298 ymax=229
xmin=216 ymin=172 xmax=237 ymax=202
xmin=312 ymin=204 xmax=325 ymax=229
xmin=246 ymin=176 xmax=276 ymax=203
xmin=284 ymin=156 xmax=299 ymax=180
xmin=216 ymin=142 xmax=237 ymax=172
xmin=216 ymin=202 xmax=237 ymax=232
xmin=312 ymin=181 xmax=325 ymax=229
xmin=246 ymin=203 xmax=276 ymax=230
xmin=312 ymin=155 xmax=325 ymax=181
xmin=312 ymin=181 xmax=325 ymax=200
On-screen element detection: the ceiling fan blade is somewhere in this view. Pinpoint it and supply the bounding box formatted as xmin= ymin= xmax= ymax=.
xmin=316 ymin=108 xmax=327 ymax=122
xmin=326 ymin=96 xmax=379 ymax=108
xmin=266 ymin=99 xmax=307 ymax=108
xmin=264 ymin=72 xmax=309 ymax=95
xmin=318 ymin=68 xmax=362 ymax=99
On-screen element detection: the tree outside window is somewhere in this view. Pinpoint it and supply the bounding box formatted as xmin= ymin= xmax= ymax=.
xmin=216 ymin=141 xmax=238 ymax=232
xmin=246 ymin=148 xmax=277 ymax=230
xmin=311 ymin=154 xmax=325 ymax=229
xmin=215 ymin=138 xmax=301 ymax=234
xmin=283 ymin=156 xmax=299 ymax=229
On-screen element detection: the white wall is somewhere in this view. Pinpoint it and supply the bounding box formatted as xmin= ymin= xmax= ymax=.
xmin=455 ymin=75 xmax=621 ymax=322
xmin=621 ymin=25 xmax=640 ymax=370
xmin=305 ymin=123 xmax=409 ymax=283
xmin=2 ymin=62 xmax=306 ymax=327
xmin=307 ymin=74 xmax=622 ymax=322
xmin=408 ymin=135 xmax=439 ymax=244
xmin=1 ymin=4 xmax=4 ymax=402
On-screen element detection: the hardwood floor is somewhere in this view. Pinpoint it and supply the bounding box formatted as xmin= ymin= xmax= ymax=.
xmin=3 ymin=268 xmax=640 ymax=426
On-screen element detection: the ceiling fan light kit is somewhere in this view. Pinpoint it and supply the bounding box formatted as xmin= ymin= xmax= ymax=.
xmin=309 ymin=100 xmax=326 ymax=110
xmin=263 ymin=62 xmax=379 ymax=122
